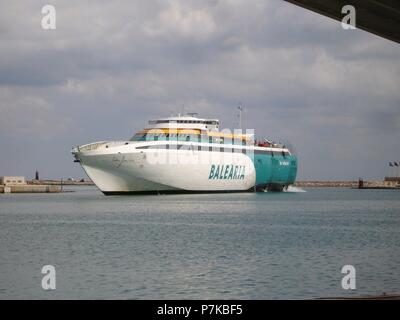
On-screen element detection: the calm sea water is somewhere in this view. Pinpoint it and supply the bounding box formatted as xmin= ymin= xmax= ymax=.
xmin=0 ymin=187 xmax=399 ymax=299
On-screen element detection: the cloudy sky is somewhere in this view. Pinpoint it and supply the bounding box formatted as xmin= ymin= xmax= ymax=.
xmin=0 ymin=0 xmax=399 ymax=180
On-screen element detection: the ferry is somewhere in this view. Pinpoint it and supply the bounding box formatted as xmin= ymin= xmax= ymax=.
xmin=71 ymin=115 xmax=298 ymax=195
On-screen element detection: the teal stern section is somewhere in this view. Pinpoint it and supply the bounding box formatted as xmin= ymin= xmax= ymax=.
xmin=252 ymin=151 xmax=298 ymax=191
xmin=254 ymin=153 xmax=272 ymax=186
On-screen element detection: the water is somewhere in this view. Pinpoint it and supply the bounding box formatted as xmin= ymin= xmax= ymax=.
xmin=0 ymin=187 xmax=399 ymax=299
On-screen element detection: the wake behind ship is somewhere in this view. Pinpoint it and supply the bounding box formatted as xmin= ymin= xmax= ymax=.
xmin=71 ymin=115 xmax=297 ymax=195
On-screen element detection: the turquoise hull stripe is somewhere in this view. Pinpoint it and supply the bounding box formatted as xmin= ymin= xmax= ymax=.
xmin=253 ymin=153 xmax=297 ymax=186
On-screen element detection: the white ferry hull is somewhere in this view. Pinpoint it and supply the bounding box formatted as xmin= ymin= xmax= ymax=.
xmin=75 ymin=148 xmax=256 ymax=194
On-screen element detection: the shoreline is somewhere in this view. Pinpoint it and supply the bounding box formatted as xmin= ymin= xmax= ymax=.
xmin=28 ymin=179 xmax=95 ymax=186
xmin=294 ymin=181 xmax=359 ymax=188
xmin=295 ymin=180 xmax=399 ymax=189
xmin=23 ymin=179 xmax=400 ymax=189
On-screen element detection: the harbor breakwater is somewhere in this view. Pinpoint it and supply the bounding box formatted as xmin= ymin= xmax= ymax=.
xmin=2 ymin=180 xmax=398 ymax=193
xmin=295 ymin=180 xmax=399 ymax=189
xmin=0 ymin=179 xmax=93 ymax=193
xmin=0 ymin=184 xmax=60 ymax=193
xmin=27 ymin=179 xmax=399 ymax=188
xmin=28 ymin=179 xmax=94 ymax=186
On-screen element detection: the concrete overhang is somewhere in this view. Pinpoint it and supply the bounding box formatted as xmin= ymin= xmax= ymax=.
xmin=284 ymin=0 xmax=400 ymax=43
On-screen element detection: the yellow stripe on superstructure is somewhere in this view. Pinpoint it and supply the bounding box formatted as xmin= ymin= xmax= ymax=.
xmin=140 ymin=128 xmax=201 ymax=135
xmin=207 ymin=131 xmax=251 ymax=141
xmin=139 ymin=128 xmax=250 ymax=140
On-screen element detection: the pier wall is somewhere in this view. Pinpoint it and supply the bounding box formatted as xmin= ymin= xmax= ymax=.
xmin=295 ymin=180 xmax=399 ymax=188
xmin=28 ymin=180 xmax=94 ymax=186
xmin=0 ymin=185 xmax=60 ymax=193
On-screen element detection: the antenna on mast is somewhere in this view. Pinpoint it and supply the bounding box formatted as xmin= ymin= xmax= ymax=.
xmin=238 ymin=102 xmax=243 ymax=129
xmin=178 ymin=104 xmax=185 ymax=117
xmin=180 ymin=104 xmax=188 ymax=117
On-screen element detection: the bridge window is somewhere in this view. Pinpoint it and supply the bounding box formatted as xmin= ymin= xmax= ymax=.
xmin=149 ymin=120 xmax=171 ymax=124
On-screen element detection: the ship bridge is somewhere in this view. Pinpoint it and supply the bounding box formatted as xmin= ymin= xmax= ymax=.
xmin=147 ymin=116 xmax=220 ymax=131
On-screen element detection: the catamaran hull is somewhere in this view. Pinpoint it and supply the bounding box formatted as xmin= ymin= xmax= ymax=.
xmin=75 ymin=150 xmax=259 ymax=195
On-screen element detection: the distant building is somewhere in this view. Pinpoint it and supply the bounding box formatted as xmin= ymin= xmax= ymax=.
xmin=0 ymin=176 xmax=27 ymax=186
xmin=386 ymin=161 xmax=400 ymax=182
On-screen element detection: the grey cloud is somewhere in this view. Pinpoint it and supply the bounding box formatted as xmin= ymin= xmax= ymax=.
xmin=0 ymin=0 xmax=399 ymax=180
